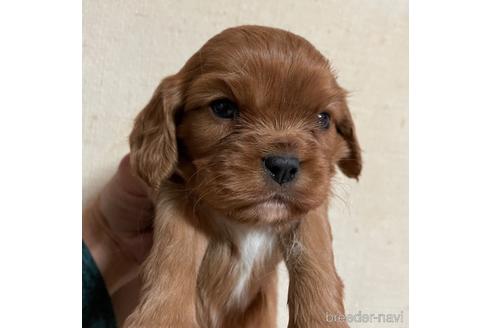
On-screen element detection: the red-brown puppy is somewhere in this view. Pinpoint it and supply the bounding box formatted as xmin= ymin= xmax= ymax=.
xmin=125 ymin=25 xmax=361 ymax=328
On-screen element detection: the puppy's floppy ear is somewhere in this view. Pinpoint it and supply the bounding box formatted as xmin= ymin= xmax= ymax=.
xmin=332 ymin=99 xmax=362 ymax=180
xmin=129 ymin=74 xmax=184 ymax=190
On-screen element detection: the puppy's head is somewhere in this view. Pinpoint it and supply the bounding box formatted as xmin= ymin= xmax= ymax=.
xmin=130 ymin=26 xmax=361 ymax=225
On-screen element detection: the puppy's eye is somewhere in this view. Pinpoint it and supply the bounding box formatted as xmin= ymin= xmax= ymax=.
xmin=317 ymin=112 xmax=331 ymax=129
xmin=210 ymin=99 xmax=238 ymax=119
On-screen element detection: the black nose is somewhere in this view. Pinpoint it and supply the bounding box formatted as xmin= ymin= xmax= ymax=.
xmin=263 ymin=155 xmax=300 ymax=185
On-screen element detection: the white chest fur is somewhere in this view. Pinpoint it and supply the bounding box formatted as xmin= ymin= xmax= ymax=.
xmin=227 ymin=225 xmax=276 ymax=308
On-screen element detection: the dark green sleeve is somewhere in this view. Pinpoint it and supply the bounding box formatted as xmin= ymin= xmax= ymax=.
xmin=83 ymin=242 xmax=117 ymax=328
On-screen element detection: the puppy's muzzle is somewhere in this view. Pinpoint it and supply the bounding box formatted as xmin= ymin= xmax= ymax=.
xmin=263 ymin=155 xmax=299 ymax=185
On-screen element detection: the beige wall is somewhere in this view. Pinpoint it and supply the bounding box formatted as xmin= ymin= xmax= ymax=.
xmin=83 ymin=1 xmax=408 ymax=327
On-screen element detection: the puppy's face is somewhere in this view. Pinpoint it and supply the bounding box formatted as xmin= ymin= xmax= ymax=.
xmin=130 ymin=26 xmax=361 ymax=225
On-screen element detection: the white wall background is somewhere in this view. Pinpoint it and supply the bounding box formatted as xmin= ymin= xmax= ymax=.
xmin=83 ymin=1 xmax=408 ymax=327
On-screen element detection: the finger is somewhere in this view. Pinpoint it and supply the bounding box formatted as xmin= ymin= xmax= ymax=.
xmin=117 ymin=154 xmax=152 ymax=198
xmin=99 ymin=155 xmax=155 ymax=234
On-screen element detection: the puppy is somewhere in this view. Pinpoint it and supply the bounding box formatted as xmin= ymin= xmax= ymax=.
xmin=125 ymin=25 xmax=361 ymax=328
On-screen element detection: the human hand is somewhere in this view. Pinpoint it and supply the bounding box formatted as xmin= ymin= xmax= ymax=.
xmin=83 ymin=154 xmax=154 ymax=294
